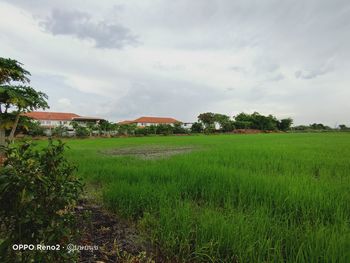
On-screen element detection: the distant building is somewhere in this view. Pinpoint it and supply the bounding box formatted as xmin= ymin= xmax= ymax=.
xmin=118 ymin=116 xmax=194 ymax=129
xmin=182 ymin=122 xmax=194 ymax=129
xmin=118 ymin=116 xmax=181 ymax=127
xmin=23 ymin=111 xmax=104 ymax=135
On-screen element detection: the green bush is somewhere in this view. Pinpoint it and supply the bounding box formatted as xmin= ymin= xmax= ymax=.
xmin=75 ymin=126 xmax=89 ymax=137
xmin=52 ymin=124 xmax=69 ymax=137
xmin=0 ymin=140 xmax=83 ymax=262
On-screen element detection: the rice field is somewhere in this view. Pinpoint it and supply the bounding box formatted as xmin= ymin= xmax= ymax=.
xmin=62 ymin=133 xmax=350 ymax=262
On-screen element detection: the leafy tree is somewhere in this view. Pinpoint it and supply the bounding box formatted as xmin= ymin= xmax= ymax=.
xmin=190 ymin=122 xmax=203 ymax=133
xmin=85 ymin=122 xmax=99 ymax=136
xmin=0 ymin=58 xmax=48 ymax=145
xmin=220 ymin=120 xmax=235 ymax=132
xmin=52 ymin=124 xmax=69 ymax=137
xmin=339 ymin=124 xmax=348 ymax=130
xmin=292 ymin=125 xmax=311 ymax=131
xmin=98 ymin=120 xmax=117 ymax=135
xmin=214 ymin=114 xmax=235 ymax=132
xmin=148 ymin=125 xmax=157 ymax=135
xmin=198 ymin=112 xmax=216 ymax=129
xmin=156 ymin=124 xmax=174 ymax=135
xmin=234 ymin=121 xmax=253 ymax=129
xmin=13 ymin=116 xmax=44 ymax=136
xmin=0 ymin=140 xmax=82 ymax=262
xmin=277 ymin=118 xmax=293 ymax=131
xmin=309 ymin=123 xmax=331 ymax=130
xmin=173 ymin=122 xmax=187 ymax=134
xmin=70 ymin=121 xmax=89 ymax=137
xmin=234 ymin=113 xmax=254 ymax=129
xmin=233 ymin=112 xmax=281 ymax=131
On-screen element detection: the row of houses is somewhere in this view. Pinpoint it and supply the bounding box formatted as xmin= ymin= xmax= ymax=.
xmin=22 ymin=111 xmax=193 ymax=134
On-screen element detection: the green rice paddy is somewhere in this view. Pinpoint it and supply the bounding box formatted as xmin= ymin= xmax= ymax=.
xmin=63 ymin=133 xmax=350 ymax=262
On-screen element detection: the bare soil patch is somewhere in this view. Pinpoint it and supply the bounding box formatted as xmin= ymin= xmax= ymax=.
xmin=101 ymin=145 xmax=196 ymax=160
xmin=76 ymin=200 xmax=155 ymax=262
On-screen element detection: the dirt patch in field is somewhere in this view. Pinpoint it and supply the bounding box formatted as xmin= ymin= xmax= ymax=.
xmin=101 ymin=145 xmax=196 ymax=160
xmin=76 ymin=200 xmax=155 ymax=262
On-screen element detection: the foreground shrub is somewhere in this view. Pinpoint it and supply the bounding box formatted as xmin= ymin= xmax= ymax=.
xmin=0 ymin=140 xmax=83 ymax=262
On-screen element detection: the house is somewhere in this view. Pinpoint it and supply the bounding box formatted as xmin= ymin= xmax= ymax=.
xmin=23 ymin=111 xmax=104 ymax=135
xmin=118 ymin=116 xmax=182 ymax=127
xmin=182 ymin=122 xmax=194 ymax=129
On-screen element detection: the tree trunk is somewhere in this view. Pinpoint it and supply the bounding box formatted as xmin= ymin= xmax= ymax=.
xmin=8 ymin=113 xmax=20 ymax=143
xmin=0 ymin=128 xmax=6 ymax=166
xmin=0 ymin=128 xmax=5 ymax=146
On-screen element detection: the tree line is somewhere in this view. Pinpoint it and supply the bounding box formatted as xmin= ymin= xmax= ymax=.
xmin=192 ymin=112 xmax=293 ymax=133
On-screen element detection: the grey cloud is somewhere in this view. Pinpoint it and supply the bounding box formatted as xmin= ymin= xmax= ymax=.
xmin=295 ymin=67 xmax=332 ymax=80
xmin=40 ymin=9 xmax=139 ymax=49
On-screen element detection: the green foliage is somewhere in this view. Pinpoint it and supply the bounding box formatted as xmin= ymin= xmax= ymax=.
xmin=71 ymin=121 xmax=90 ymax=137
xmin=196 ymin=112 xmax=293 ymax=133
xmin=0 ymin=57 xmax=48 ymax=144
xmin=197 ymin=112 xmax=216 ymax=129
xmin=134 ymin=123 xmax=187 ymax=136
xmin=0 ymin=85 xmax=48 ymax=112
xmin=173 ymin=122 xmax=187 ymax=134
xmin=75 ymin=126 xmax=90 ymax=137
xmin=339 ymin=124 xmax=349 ymax=130
xmin=0 ymin=58 xmax=30 ymax=84
xmin=234 ymin=120 xmax=253 ymax=129
xmin=52 ymin=124 xmax=69 ymax=137
xmin=190 ymin=122 xmax=203 ymax=133
xmin=310 ymin=123 xmax=331 ymax=130
xmin=18 ymin=118 xmax=45 ymax=136
xmin=156 ymin=124 xmax=174 ymax=135
xmin=234 ymin=112 xmax=278 ymax=130
xmin=0 ymin=140 xmax=83 ymax=262
xmin=98 ymin=120 xmax=117 ymax=135
xmin=219 ymin=119 xmax=235 ymax=132
xmin=293 ymin=123 xmax=333 ymax=131
xmin=277 ymin=118 xmax=293 ymax=131
xmin=117 ymin=124 xmax=137 ymax=135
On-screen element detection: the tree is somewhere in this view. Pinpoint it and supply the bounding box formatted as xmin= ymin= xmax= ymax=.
xmin=234 ymin=113 xmax=254 ymax=129
xmin=0 ymin=140 xmax=82 ymax=262
xmin=220 ymin=120 xmax=235 ymax=132
xmin=190 ymin=122 xmax=203 ymax=133
xmin=17 ymin=118 xmax=45 ymax=136
xmin=98 ymin=120 xmax=116 ymax=135
xmin=214 ymin=114 xmax=235 ymax=132
xmin=0 ymin=58 xmax=48 ymax=146
xmin=233 ymin=112 xmax=280 ymax=131
xmin=309 ymin=123 xmax=330 ymax=130
xmin=198 ymin=112 xmax=216 ymax=129
xmin=156 ymin=124 xmax=174 ymax=135
xmin=71 ymin=121 xmax=89 ymax=137
xmin=86 ymin=122 xmax=98 ymax=136
xmin=277 ymin=118 xmax=293 ymax=131
xmin=117 ymin=123 xmax=137 ymax=135
xmin=52 ymin=124 xmax=69 ymax=137
xmin=339 ymin=124 xmax=348 ymax=130
xmin=173 ymin=122 xmax=187 ymax=134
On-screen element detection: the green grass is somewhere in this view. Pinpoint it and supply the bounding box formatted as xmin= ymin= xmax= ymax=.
xmin=57 ymin=133 xmax=349 ymax=262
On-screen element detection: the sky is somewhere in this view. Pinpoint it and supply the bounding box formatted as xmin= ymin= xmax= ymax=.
xmin=0 ymin=0 xmax=349 ymax=125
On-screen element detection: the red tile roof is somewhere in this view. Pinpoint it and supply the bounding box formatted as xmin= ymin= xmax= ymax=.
xmin=118 ymin=116 xmax=181 ymax=124
xmin=118 ymin=120 xmax=134 ymax=125
xmin=134 ymin=117 xmax=181 ymax=124
xmin=23 ymin=111 xmax=80 ymax=121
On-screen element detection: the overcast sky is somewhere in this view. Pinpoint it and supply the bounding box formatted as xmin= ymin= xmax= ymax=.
xmin=1 ymin=0 xmax=349 ymax=125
